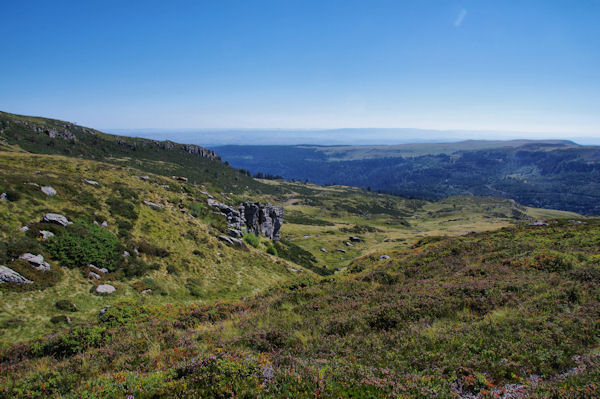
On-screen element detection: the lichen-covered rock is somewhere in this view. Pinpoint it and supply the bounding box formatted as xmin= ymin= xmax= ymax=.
xmin=43 ymin=213 xmax=71 ymax=226
xmin=0 ymin=265 xmax=33 ymax=284
xmin=19 ymin=253 xmax=51 ymax=271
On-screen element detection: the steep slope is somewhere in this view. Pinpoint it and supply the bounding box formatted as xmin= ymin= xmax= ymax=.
xmin=1 ymin=220 xmax=598 ymax=398
xmin=0 ymin=151 xmax=303 ymax=344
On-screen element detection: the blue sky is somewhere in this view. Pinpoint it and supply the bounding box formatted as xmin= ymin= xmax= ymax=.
xmin=1 ymin=0 xmax=599 ymax=137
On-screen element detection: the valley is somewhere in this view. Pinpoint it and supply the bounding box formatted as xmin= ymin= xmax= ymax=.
xmin=0 ymin=112 xmax=598 ymax=398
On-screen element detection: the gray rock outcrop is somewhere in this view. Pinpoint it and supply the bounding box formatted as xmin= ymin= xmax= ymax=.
xmin=0 ymin=265 xmax=33 ymax=284
xmin=207 ymin=200 xmax=284 ymax=241
xmin=43 ymin=213 xmax=71 ymax=226
xmin=143 ymin=200 xmax=163 ymax=209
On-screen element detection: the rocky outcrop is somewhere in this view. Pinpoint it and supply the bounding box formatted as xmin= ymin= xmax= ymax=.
xmin=181 ymin=144 xmax=221 ymax=160
xmin=240 ymin=202 xmax=284 ymax=240
xmin=218 ymin=235 xmax=244 ymax=246
xmin=0 ymin=265 xmax=33 ymax=284
xmin=207 ymin=199 xmax=284 ymax=241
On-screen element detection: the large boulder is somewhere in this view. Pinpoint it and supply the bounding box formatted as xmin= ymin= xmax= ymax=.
xmin=19 ymin=253 xmax=51 ymax=271
xmin=0 ymin=265 xmax=33 ymax=284
xmin=43 ymin=213 xmax=71 ymax=226
xmin=96 ymin=284 xmax=116 ymax=294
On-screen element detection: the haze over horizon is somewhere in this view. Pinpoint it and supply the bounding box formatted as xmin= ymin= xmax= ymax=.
xmin=2 ymin=1 xmax=599 ymax=141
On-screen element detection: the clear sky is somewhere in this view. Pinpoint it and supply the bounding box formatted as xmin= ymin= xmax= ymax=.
xmin=1 ymin=0 xmax=599 ymax=137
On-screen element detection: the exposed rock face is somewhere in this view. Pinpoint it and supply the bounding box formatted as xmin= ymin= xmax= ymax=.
xmin=241 ymin=202 xmax=284 ymax=240
xmin=207 ymin=199 xmax=284 ymax=241
xmin=43 ymin=213 xmax=71 ymax=226
xmin=19 ymin=253 xmax=51 ymax=271
xmin=0 ymin=265 xmax=33 ymax=284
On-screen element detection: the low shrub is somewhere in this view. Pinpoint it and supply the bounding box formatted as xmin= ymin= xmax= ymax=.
xmin=44 ymin=221 xmax=121 ymax=270
xmin=243 ymin=233 xmax=260 ymax=248
xmin=135 ymin=240 xmax=170 ymax=257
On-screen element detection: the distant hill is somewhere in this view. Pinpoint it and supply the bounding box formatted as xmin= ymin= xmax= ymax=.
xmin=0 ymin=111 xmax=281 ymax=196
xmin=215 ymin=141 xmax=600 ymax=215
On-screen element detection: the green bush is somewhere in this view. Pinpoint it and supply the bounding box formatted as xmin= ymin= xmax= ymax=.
xmin=5 ymin=190 xmax=21 ymax=202
xmin=44 ymin=221 xmax=121 ymax=270
xmin=266 ymin=245 xmax=278 ymax=256
xmin=243 ymin=232 xmax=260 ymax=248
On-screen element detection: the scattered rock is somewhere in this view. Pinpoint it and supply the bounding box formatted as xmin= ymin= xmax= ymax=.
xmin=218 ymin=235 xmax=244 ymax=246
xmin=303 ymin=234 xmax=311 ymax=238
xmin=0 ymin=265 xmax=33 ymax=284
xmin=39 ymin=230 xmax=55 ymax=240
xmin=379 ymin=255 xmax=390 ymax=260
xmin=19 ymin=226 xmax=30 ymax=232
xmin=99 ymin=305 xmax=111 ymax=317
xmin=89 ymin=264 xmax=108 ymax=274
xmin=88 ymin=271 xmax=101 ymax=280
xmin=139 ymin=176 xmax=150 ymax=181
xmin=530 ymin=220 xmax=548 ymax=226
xmin=43 ymin=213 xmax=71 ymax=226
xmin=320 ymin=248 xmax=328 ymax=253
xmin=96 ymin=284 xmax=116 ymax=294
xmin=19 ymin=253 xmax=51 ymax=271
xmin=84 ymin=179 xmax=99 ymax=185
xmin=41 ymin=186 xmax=57 ymax=196
xmin=336 ymin=249 xmax=347 ymax=253
xmin=143 ymin=200 xmax=163 ymax=209
xmin=24 ymin=182 xmax=39 ymax=187
xmin=122 ymin=251 xmax=130 ymax=258
xmin=173 ymin=176 xmax=188 ymax=181
xmin=141 ymin=289 xmax=152 ymax=294
xmin=0 ymin=193 xmax=6 ymax=201
xmin=349 ymin=236 xmax=362 ymax=242
xmin=101 ymin=221 xmax=108 ymax=227
xmin=345 ymin=241 xmax=354 ymax=247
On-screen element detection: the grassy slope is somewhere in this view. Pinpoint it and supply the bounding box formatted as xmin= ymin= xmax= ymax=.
xmin=1 ymin=220 xmax=599 ymax=398
xmin=0 ymin=151 xmax=302 ymax=344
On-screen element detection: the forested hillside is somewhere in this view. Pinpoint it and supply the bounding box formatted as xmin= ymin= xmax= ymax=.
xmin=217 ymin=142 xmax=600 ymax=214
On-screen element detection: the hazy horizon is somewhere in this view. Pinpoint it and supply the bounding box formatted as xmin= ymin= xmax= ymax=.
xmin=106 ymin=127 xmax=600 ymax=147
